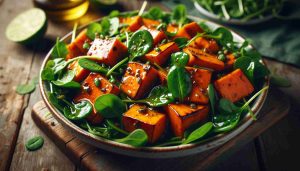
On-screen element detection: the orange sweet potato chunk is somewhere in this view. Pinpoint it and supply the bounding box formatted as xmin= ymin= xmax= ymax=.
xmin=122 ymin=104 xmax=166 ymax=143
xmin=86 ymin=107 xmax=103 ymax=125
xmin=184 ymin=67 xmax=212 ymax=104
xmin=144 ymin=42 xmax=180 ymax=66
xmin=214 ymin=69 xmax=254 ymax=102
xmin=68 ymin=61 xmax=90 ymax=82
xmin=142 ymin=18 xmax=161 ymax=29
xmin=120 ymin=16 xmax=143 ymax=32
xmin=66 ymin=42 xmax=83 ymax=60
xmin=225 ymin=53 xmax=236 ymax=69
xmin=73 ymin=29 xmax=91 ymax=54
xmin=87 ymin=38 xmax=128 ymax=66
xmin=139 ymin=26 xmax=167 ymax=46
xmin=167 ymin=24 xmax=178 ymax=34
xmin=157 ymin=70 xmax=167 ymax=85
xmin=174 ymin=22 xmax=203 ymax=39
xmin=184 ymin=47 xmax=225 ymax=71
xmin=120 ymin=62 xmax=159 ymax=99
xmin=165 ymin=104 xmax=209 ymax=137
xmin=189 ymin=37 xmax=220 ymax=54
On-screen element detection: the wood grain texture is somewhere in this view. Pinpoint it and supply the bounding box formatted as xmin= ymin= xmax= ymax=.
xmin=31 ymin=88 xmax=290 ymax=171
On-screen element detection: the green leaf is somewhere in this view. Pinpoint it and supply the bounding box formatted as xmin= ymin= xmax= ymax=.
xmin=48 ymin=92 xmax=64 ymax=112
xmin=183 ymin=122 xmax=213 ymax=144
xmin=115 ymin=129 xmax=148 ymax=147
xmin=218 ymin=98 xmax=239 ymax=114
xmin=208 ymin=84 xmax=216 ymax=115
xmin=25 ymin=136 xmax=44 ymax=151
xmin=124 ymin=85 xmax=174 ymax=107
xmin=52 ymin=70 xmax=81 ymax=88
xmin=128 ymin=30 xmax=153 ymax=59
xmin=94 ymin=94 xmax=126 ymax=118
xmin=173 ymin=37 xmax=188 ymax=48
xmin=210 ymin=27 xmax=233 ymax=47
xmin=108 ymin=17 xmax=119 ymax=36
xmin=109 ymin=10 xmax=120 ymax=17
xmin=100 ymin=17 xmax=111 ymax=35
xmin=63 ymin=100 xmax=93 ymax=120
xmin=41 ymin=67 xmax=55 ymax=81
xmin=51 ymin=38 xmax=68 ymax=59
xmin=171 ymin=5 xmax=187 ymax=28
xmin=16 ymin=81 xmax=36 ymax=95
xmin=86 ymin=23 xmax=102 ymax=40
xmin=170 ymin=52 xmax=189 ymax=67
xmin=143 ymin=7 xmax=163 ymax=20
xmin=167 ymin=66 xmax=192 ymax=101
xmin=78 ymin=58 xmax=108 ymax=73
xmin=213 ymin=113 xmax=240 ymax=133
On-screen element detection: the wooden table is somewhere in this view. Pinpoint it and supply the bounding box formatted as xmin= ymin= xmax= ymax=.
xmin=0 ymin=0 xmax=299 ymax=170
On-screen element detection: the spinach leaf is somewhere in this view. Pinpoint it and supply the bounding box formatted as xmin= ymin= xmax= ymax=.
xmin=208 ymin=84 xmax=216 ymax=115
xmin=63 ymin=100 xmax=93 ymax=120
xmin=94 ymin=94 xmax=126 ymax=118
xmin=109 ymin=10 xmax=120 ymax=17
xmin=16 ymin=80 xmax=36 ymax=95
xmin=25 ymin=136 xmax=44 ymax=151
xmin=123 ymin=85 xmax=174 ymax=107
xmin=182 ymin=122 xmax=213 ymax=144
xmin=52 ymin=70 xmax=81 ymax=88
xmin=115 ymin=129 xmax=148 ymax=147
xmin=170 ymin=52 xmax=189 ymax=67
xmin=128 ymin=30 xmax=153 ymax=60
xmin=171 ymin=5 xmax=187 ymax=28
xmin=100 ymin=17 xmax=111 ymax=35
xmin=174 ymin=37 xmax=188 ymax=49
xmin=83 ymin=122 xmax=111 ymax=138
xmin=51 ymin=38 xmax=68 ymax=59
xmin=106 ymin=120 xmax=129 ymax=135
xmin=167 ymin=65 xmax=192 ymax=101
xmin=48 ymin=92 xmax=64 ymax=112
xmin=78 ymin=58 xmax=108 ymax=73
xmin=86 ymin=23 xmax=102 ymax=40
xmin=218 ymin=98 xmax=239 ymax=114
xmin=142 ymin=7 xmax=163 ymax=20
xmin=209 ymin=27 xmax=233 ymax=48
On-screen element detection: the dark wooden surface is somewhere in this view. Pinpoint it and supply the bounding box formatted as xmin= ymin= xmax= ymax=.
xmin=31 ymin=87 xmax=289 ymax=171
xmin=0 ymin=0 xmax=300 ymax=170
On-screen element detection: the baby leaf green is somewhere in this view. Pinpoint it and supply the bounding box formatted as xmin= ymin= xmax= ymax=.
xmin=94 ymin=94 xmax=126 ymax=118
xmin=182 ymin=122 xmax=213 ymax=144
xmin=25 ymin=136 xmax=44 ymax=151
xmin=115 ymin=129 xmax=148 ymax=147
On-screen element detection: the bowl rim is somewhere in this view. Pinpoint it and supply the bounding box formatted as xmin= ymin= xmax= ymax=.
xmin=193 ymin=1 xmax=274 ymax=25
xmin=39 ymin=13 xmax=269 ymax=156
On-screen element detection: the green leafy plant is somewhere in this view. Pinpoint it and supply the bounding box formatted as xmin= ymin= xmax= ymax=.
xmin=25 ymin=136 xmax=44 ymax=151
xmin=94 ymin=94 xmax=126 ymax=118
xmin=63 ymin=100 xmax=93 ymax=120
xmin=115 ymin=129 xmax=148 ymax=147
xmin=128 ymin=30 xmax=153 ymax=60
xmin=170 ymin=52 xmax=189 ymax=67
xmin=183 ymin=122 xmax=213 ymax=144
xmin=52 ymin=70 xmax=81 ymax=88
xmin=51 ymin=38 xmax=68 ymax=59
xmin=16 ymin=79 xmax=36 ymax=95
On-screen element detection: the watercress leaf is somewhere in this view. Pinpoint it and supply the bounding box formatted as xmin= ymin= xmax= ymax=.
xmin=213 ymin=112 xmax=240 ymax=133
xmin=51 ymin=38 xmax=68 ymax=59
xmin=218 ymin=98 xmax=239 ymax=114
xmin=171 ymin=4 xmax=187 ymax=28
xmin=16 ymin=81 xmax=35 ymax=95
xmin=143 ymin=7 xmax=163 ymax=20
xmin=167 ymin=66 xmax=192 ymax=101
xmin=41 ymin=67 xmax=55 ymax=81
xmin=183 ymin=122 xmax=213 ymax=144
xmin=208 ymin=84 xmax=216 ymax=115
xmin=78 ymin=58 xmax=108 ymax=73
xmin=115 ymin=129 xmax=148 ymax=147
xmin=94 ymin=94 xmax=126 ymax=118
xmin=25 ymin=136 xmax=44 ymax=151
xmin=52 ymin=70 xmax=81 ymax=88
xmin=270 ymin=74 xmax=291 ymax=87
xmin=109 ymin=10 xmax=120 ymax=17
xmin=170 ymin=52 xmax=189 ymax=67
xmin=87 ymin=23 xmax=102 ymax=40
xmin=83 ymin=122 xmax=110 ymax=138
xmin=210 ymin=27 xmax=233 ymax=47
xmin=101 ymin=17 xmax=111 ymax=35
xmin=48 ymin=92 xmax=64 ymax=111
xmin=234 ymin=56 xmax=253 ymax=81
xmin=128 ymin=30 xmax=153 ymax=59
xmin=142 ymin=85 xmax=174 ymax=107
xmin=173 ymin=37 xmax=188 ymax=49
xmin=63 ymin=100 xmax=93 ymax=120
xmin=109 ymin=17 xmax=119 ymax=36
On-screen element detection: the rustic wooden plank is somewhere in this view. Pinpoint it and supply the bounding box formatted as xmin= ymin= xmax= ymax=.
xmin=0 ymin=1 xmax=38 ymax=170
xmin=31 ymin=87 xmax=289 ymax=171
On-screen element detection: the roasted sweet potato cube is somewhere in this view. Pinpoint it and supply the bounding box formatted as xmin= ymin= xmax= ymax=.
xmin=120 ymin=62 xmax=158 ymax=99
xmin=165 ymin=104 xmax=209 ymax=137
xmin=157 ymin=70 xmax=167 ymax=85
xmin=142 ymin=18 xmax=161 ymax=29
xmin=122 ymin=104 xmax=166 ymax=143
xmin=185 ymin=67 xmax=212 ymax=104
xmin=139 ymin=26 xmax=167 ymax=46
xmin=74 ymin=73 xmax=120 ymax=103
xmin=120 ymin=16 xmax=143 ymax=32
xmin=167 ymin=24 xmax=178 ymax=34
xmin=144 ymin=42 xmax=179 ymax=66
xmin=214 ymin=69 xmax=254 ymax=102
xmin=66 ymin=42 xmax=83 ymax=60
xmin=174 ymin=22 xmax=203 ymax=39
xmin=73 ymin=29 xmax=91 ymax=54
xmin=68 ymin=61 xmax=90 ymax=82
xmin=225 ymin=53 xmax=236 ymax=69
xmin=184 ymin=47 xmax=225 ymax=71
xmin=189 ymin=37 xmax=220 ymax=54
xmin=87 ymin=38 xmax=128 ymax=66
xmin=86 ymin=107 xmax=103 ymax=125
